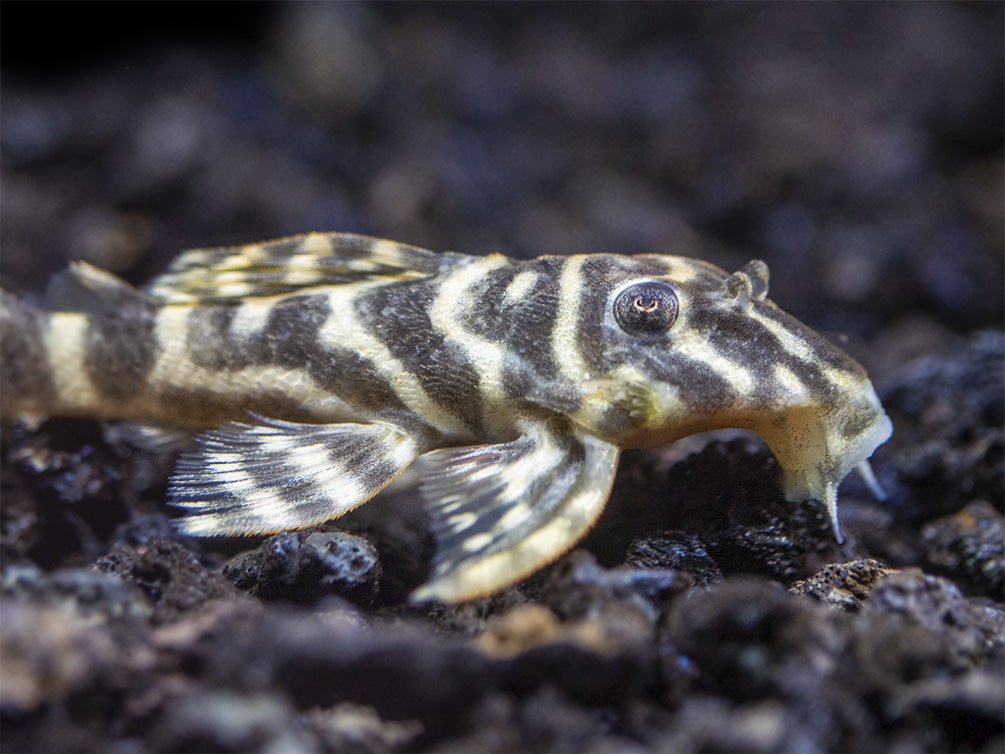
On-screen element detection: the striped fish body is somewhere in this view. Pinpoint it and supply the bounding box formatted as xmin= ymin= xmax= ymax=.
xmin=1 ymin=233 xmax=892 ymax=602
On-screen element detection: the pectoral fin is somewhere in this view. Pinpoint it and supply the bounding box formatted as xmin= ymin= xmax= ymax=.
xmin=411 ymin=418 xmax=620 ymax=603
xmin=172 ymin=417 xmax=419 ymax=535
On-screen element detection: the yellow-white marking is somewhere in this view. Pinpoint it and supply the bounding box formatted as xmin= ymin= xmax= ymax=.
xmin=429 ymin=255 xmax=510 ymax=408
xmin=382 ymin=428 xmax=420 ymax=469
xmin=283 ymin=445 xmax=369 ymax=515
xmin=461 ymin=532 xmax=495 ymax=553
xmin=466 ymin=463 xmax=500 ymax=484
xmin=552 ymin=256 xmax=589 ymax=381
xmin=319 ymin=281 xmax=467 ymax=437
xmin=45 ymin=314 xmax=99 ymax=410
xmin=448 ymin=512 xmax=479 ymax=532
xmin=498 ymin=438 xmax=561 ymax=504
xmin=495 ymin=501 xmax=533 ymax=532
xmin=754 ymin=313 xmax=818 ymax=366
xmin=755 ymin=312 xmax=864 ymax=393
xmin=229 ymin=298 xmax=275 ymax=339
xmin=771 ymin=363 xmax=810 ymax=402
xmin=147 ymin=304 xmax=363 ymax=423
xmin=437 ymin=500 xmax=465 ymax=515
xmin=684 ymin=339 xmax=756 ymax=395
xmin=370 ymin=238 xmax=415 ymax=268
xmin=637 ymin=254 xmax=727 ymax=286
xmin=236 ymin=243 xmax=267 ymax=264
xmin=299 ymin=233 xmax=334 ymax=256
xmin=503 ymin=269 xmax=540 ymax=306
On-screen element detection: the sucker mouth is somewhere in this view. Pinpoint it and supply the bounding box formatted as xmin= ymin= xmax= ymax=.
xmin=761 ymin=395 xmax=892 ymax=542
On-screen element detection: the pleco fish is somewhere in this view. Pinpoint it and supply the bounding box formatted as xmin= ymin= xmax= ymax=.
xmin=1 ymin=233 xmax=892 ymax=602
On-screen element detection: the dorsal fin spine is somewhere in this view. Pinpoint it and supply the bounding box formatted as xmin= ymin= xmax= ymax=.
xmin=44 ymin=261 xmax=155 ymax=314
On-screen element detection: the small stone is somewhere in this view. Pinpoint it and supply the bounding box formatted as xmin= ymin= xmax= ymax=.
xmin=625 ymin=530 xmax=723 ymax=585
xmin=791 ymin=558 xmax=897 ymax=610
xmin=865 ymin=569 xmax=1005 ymax=665
xmin=542 ymin=550 xmax=691 ymax=623
xmin=96 ymin=539 xmax=235 ymax=623
xmin=302 ymin=703 xmax=423 ymax=754
xmin=148 ymin=689 xmax=314 ymax=753
xmin=1 ymin=562 xmax=152 ymax=622
xmin=921 ymin=500 xmax=1004 ymax=598
xmin=224 ymin=530 xmax=381 ymax=606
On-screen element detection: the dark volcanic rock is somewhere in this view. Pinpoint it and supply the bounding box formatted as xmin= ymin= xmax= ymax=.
xmin=864 ymin=569 xmax=1004 ymax=667
xmin=667 ymin=579 xmax=832 ymax=703
xmin=224 ymin=530 xmax=382 ymax=606
xmin=603 ymin=438 xmax=839 ymax=582
xmin=542 ymin=549 xmax=692 ymax=623
xmin=625 ymin=529 xmax=724 ymax=586
xmin=0 ymin=600 xmax=156 ymax=749
xmin=791 ymin=558 xmax=897 ymax=610
xmin=147 ymin=688 xmax=314 ymax=753
xmin=1 ymin=561 xmax=152 ymax=622
xmin=921 ymin=500 xmax=1005 ymax=599
xmin=2 ymin=419 xmax=132 ymax=568
xmin=434 ymin=686 xmax=639 ymax=753
xmin=181 ymin=601 xmax=498 ymax=726
xmin=883 ymin=330 xmax=1005 ymax=521
xmin=665 ymin=579 xmax=868 ymax=750
xmin=666 ymin=576 xmax=1005 ymax=751
xmin=1 ymin=3 xmax=1002 ymax=753
xmin=96 ymin=539 xmax=237 ymax=623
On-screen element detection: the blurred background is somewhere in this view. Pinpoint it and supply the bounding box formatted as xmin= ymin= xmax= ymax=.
xmin=2 ymin=2 xmax=1002 ymax=374
xmin=1 ymin=8 xmax=1002 ymax=751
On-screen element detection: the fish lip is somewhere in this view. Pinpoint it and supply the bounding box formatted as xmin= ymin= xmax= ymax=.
xmin=753 ymin=392 xmax=893 ymax=506
xmin=639 ymin=379 xmax=893 ymax=504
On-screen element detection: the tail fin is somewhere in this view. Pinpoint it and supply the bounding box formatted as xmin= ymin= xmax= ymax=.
xmin=1 ymin=290 xmax=57 ymax=417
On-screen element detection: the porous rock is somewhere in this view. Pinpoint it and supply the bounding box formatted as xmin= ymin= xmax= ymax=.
xmin=224 ymin=529 xmax=382 ymax=606
xmin=921 ymin=500 xmax=1004 ymax=599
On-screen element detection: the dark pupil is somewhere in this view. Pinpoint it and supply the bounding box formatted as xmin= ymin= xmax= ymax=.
xmin=614 ymin=281 xmax=679 ymax=335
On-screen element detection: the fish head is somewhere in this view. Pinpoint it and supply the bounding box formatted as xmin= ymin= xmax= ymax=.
xmin=556 ymin=254 xmax=892 ymax=516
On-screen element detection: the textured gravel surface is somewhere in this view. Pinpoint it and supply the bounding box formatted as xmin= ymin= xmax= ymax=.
xmin=2 ymin=4 xmax=1002 ymax=752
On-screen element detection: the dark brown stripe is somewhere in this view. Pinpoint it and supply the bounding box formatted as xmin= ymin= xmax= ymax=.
xmin=262 ymin=295 xmax=410 ymax=414
xmin=686 ymin=300 xmax=845 ymax=408
xmin=501 ymin=262 xmax=563 ymax=380
xmin=455 ymin=266 xmax=519 ymax=342
xmin=85 ymin=304 xmax=160 ymax=401
xmin=184 ymin=296 xmax=409 ymax=416
xmin=577 ymin=256 xmax=636 ymax=374
xmin=261 ymin=295 xmax=332 ymax=367
xmin=155 ymin=385 xmax=322 ymax=425
xmin=757 ymin=306 xmax=869 ymax=377
xmin=356 ymin=280 xmax=485 ymax=434
xmin=186 ymin=305 xmax=243 ymax=370
xmin=311 ymin=346 xmax=409 ymax=414
xmin=0 ymin=292 xmax=58 ymax=410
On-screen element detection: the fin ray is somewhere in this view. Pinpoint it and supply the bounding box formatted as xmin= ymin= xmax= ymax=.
xmin=147 ymin=232 xmax=451 ymax=304
xmin=411 ymin=417 xmax=620 ymax=603
xmin=171 ymin=418 xmax=419 ymax=535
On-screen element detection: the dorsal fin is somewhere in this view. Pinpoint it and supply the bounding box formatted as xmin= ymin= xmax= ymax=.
xmin=146 ymin=232 xmax=455 ymax=304
xmin=44 ymin=261 xmax=156 ymax=314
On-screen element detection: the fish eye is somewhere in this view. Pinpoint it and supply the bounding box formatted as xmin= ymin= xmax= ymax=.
xmin=613 ymin=281 xmax=679 ymax=336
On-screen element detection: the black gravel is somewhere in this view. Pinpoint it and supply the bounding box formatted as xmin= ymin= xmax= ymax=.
xmin=2 ymin=4 xmax=1002 ymax=753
